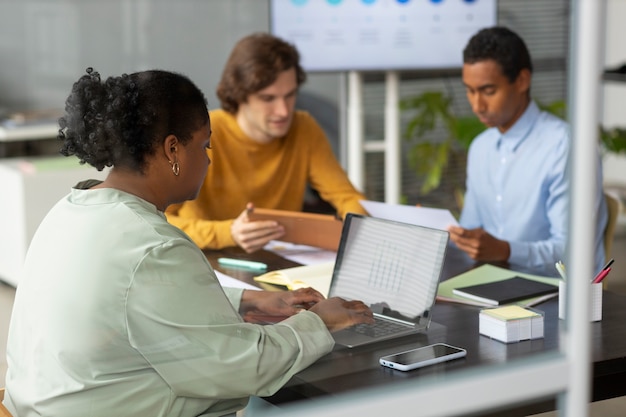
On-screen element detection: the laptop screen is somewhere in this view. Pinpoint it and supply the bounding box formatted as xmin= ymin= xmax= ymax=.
xmin=328 ymin=214 xmax=449 ymax=324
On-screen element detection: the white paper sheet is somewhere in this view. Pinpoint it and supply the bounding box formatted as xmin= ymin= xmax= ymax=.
xmin=263 ymin=241 xmax=337 ymax=265
xmin=360 ymin=200 xmax=459 ymax=231
xmin=214 ymin=269 xmax=261 ymax=291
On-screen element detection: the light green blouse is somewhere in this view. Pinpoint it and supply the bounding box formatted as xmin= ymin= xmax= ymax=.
xmin=4 ymin=187 xmax=334 ymax=417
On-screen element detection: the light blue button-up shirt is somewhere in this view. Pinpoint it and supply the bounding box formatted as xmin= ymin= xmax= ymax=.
xmin=460 ymin=101 xmax=607 ymax=273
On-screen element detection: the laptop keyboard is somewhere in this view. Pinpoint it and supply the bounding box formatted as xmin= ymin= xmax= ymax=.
xmin=350 ymin=317 xmax=412 ymax=338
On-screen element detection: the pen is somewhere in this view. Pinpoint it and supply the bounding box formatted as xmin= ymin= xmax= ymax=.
xmin=592 ymin=267 xmax=611 ymax=284
xmin=592 ymin=258 xmax=614 ymax=283
xmin=217 ymin=258 xmax=268 ymax=271
xmin=601 ymin=258 xmax=614 ymax=271
xmin=555 ymin=261 xmax=567 ymax=280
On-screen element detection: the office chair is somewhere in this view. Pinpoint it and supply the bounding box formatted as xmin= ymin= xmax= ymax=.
xmin=296 ymin=92 xmax=341 ymax=215
xmin=604 ymin=191 xmax=621 ymax=263
xmin=0 ymin=388 xmax=13 ymax=417
xmin=602 ymin=192 xmax=621 ymax=290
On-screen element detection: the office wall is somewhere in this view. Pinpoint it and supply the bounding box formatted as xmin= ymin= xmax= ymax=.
xmin=0 ymin=0 xmax=341 ymax=115
xmin=3 ymin=0 xmax=618 ymax=203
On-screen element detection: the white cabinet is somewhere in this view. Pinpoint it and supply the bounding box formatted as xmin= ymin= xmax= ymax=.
xmin=0 ymin=157 xmax=107 ymax=287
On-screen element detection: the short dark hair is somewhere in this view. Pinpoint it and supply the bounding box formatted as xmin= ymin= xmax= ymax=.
xmin=463 ymin=26 xmax=533 ymax=83
xmin=216 ymin=32 xmax=306 ymax=114
xmin=58 ymin=68 xmax=208 ymax=172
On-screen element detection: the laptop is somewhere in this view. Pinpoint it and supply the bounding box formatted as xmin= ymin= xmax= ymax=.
xmin=328 ymin=213 xmax=449 ymax=348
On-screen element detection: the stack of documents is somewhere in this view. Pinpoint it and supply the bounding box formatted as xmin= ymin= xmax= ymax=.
xmin=437 ymin=264 xmax=560 ymax=308
xmin=253 ymin=262 xmax=334 ymax=297
xmin=479 ymin=305 xmax=544 ymax=344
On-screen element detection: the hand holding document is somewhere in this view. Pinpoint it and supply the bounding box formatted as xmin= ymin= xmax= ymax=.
xmin=248 ymin=208 xmax=343 ymax=251
xmin=360 ymin=200 xmax=459 ymax=231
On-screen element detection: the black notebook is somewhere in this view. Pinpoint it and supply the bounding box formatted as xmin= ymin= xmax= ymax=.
xmin=452 ymin=276 xmax=558 ymax=306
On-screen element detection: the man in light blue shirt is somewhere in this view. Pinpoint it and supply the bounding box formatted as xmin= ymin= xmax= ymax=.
xmin=448 ymin=26 xmax=608 ymax=273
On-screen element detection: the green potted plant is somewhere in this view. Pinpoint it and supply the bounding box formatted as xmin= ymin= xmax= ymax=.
xmin=400 ymin=91 xmax=485 ymax=212
xmin=401 ymin=92 xmax=626 ymax=212
xmin=600 ymin=127 xmax=626 ymax=155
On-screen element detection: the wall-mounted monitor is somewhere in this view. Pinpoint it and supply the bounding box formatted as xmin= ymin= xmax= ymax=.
xmin=270 ymin=0 xmax=497 ymax=72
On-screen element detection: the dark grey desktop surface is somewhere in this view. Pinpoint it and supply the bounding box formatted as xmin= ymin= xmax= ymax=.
xmin=206 ymin=244 xmax=626 ymax=416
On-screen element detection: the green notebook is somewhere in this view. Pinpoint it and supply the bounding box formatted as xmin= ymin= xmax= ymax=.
xmin=452 ymin=276 xmax=558 ymax=306
xmin=437 ymin=264 xmax=560 ymax=307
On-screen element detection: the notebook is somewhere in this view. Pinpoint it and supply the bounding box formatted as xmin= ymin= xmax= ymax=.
xmin=452 ymin=276 xmax=558 ymax=306
xmin=328 ymin=213 xmax=449 ymax=348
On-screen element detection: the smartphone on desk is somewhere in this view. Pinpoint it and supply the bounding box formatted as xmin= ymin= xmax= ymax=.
xmin=379 ymin=343 xmax=466 ymax=371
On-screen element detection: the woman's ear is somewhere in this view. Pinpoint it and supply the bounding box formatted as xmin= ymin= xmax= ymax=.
xmin=163 ymin=135 xmax=179 ymax=162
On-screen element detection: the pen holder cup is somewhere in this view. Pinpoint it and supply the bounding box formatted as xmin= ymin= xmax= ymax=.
xmin=558 ymin=281 xmax=603 ymax=322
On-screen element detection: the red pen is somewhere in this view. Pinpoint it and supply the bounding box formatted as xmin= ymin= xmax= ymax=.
xmin=592 ymin=267 xmax=611 ymax=284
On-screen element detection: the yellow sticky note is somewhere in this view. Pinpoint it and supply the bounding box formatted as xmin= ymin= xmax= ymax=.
xmin=482 ymin=305 xmax=540 ymax=321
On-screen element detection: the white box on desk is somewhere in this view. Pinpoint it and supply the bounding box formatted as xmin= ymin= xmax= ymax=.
xmin=0 ymin=157 xmax=107 ymax=287
xmin=479 ymin=305 xmax=544 ymax=344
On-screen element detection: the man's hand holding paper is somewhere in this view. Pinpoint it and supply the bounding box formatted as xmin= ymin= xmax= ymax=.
xmin=447 ymin=226 xmax=511 ymax=262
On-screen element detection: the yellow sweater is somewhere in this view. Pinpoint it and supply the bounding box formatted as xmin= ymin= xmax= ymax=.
xmin=166 ymin=109 xmax=367 ymax=249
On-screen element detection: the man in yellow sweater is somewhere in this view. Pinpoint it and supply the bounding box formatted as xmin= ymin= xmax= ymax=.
xmin=166 ymin=33 xmax=367 ymax=252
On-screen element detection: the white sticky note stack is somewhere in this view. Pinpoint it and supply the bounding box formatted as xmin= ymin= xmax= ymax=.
xmin=479 ymin=305 xmax=544 ymax=344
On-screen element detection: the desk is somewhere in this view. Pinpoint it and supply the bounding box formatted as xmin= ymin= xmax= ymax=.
xmin=0 ymin=121 xmax=58 ymax=158
xmin=0 ymin=122 xmax=58 ymax=143
xmin=204 ymin=246 xmax=626 ymax=416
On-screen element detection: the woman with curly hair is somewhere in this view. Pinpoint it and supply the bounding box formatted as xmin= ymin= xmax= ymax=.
xmin=3 ymin=68 xmax=373 ymax=417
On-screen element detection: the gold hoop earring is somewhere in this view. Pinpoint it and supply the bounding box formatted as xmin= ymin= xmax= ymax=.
xmin=169 ymin=160 xmax=180 ymax=176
